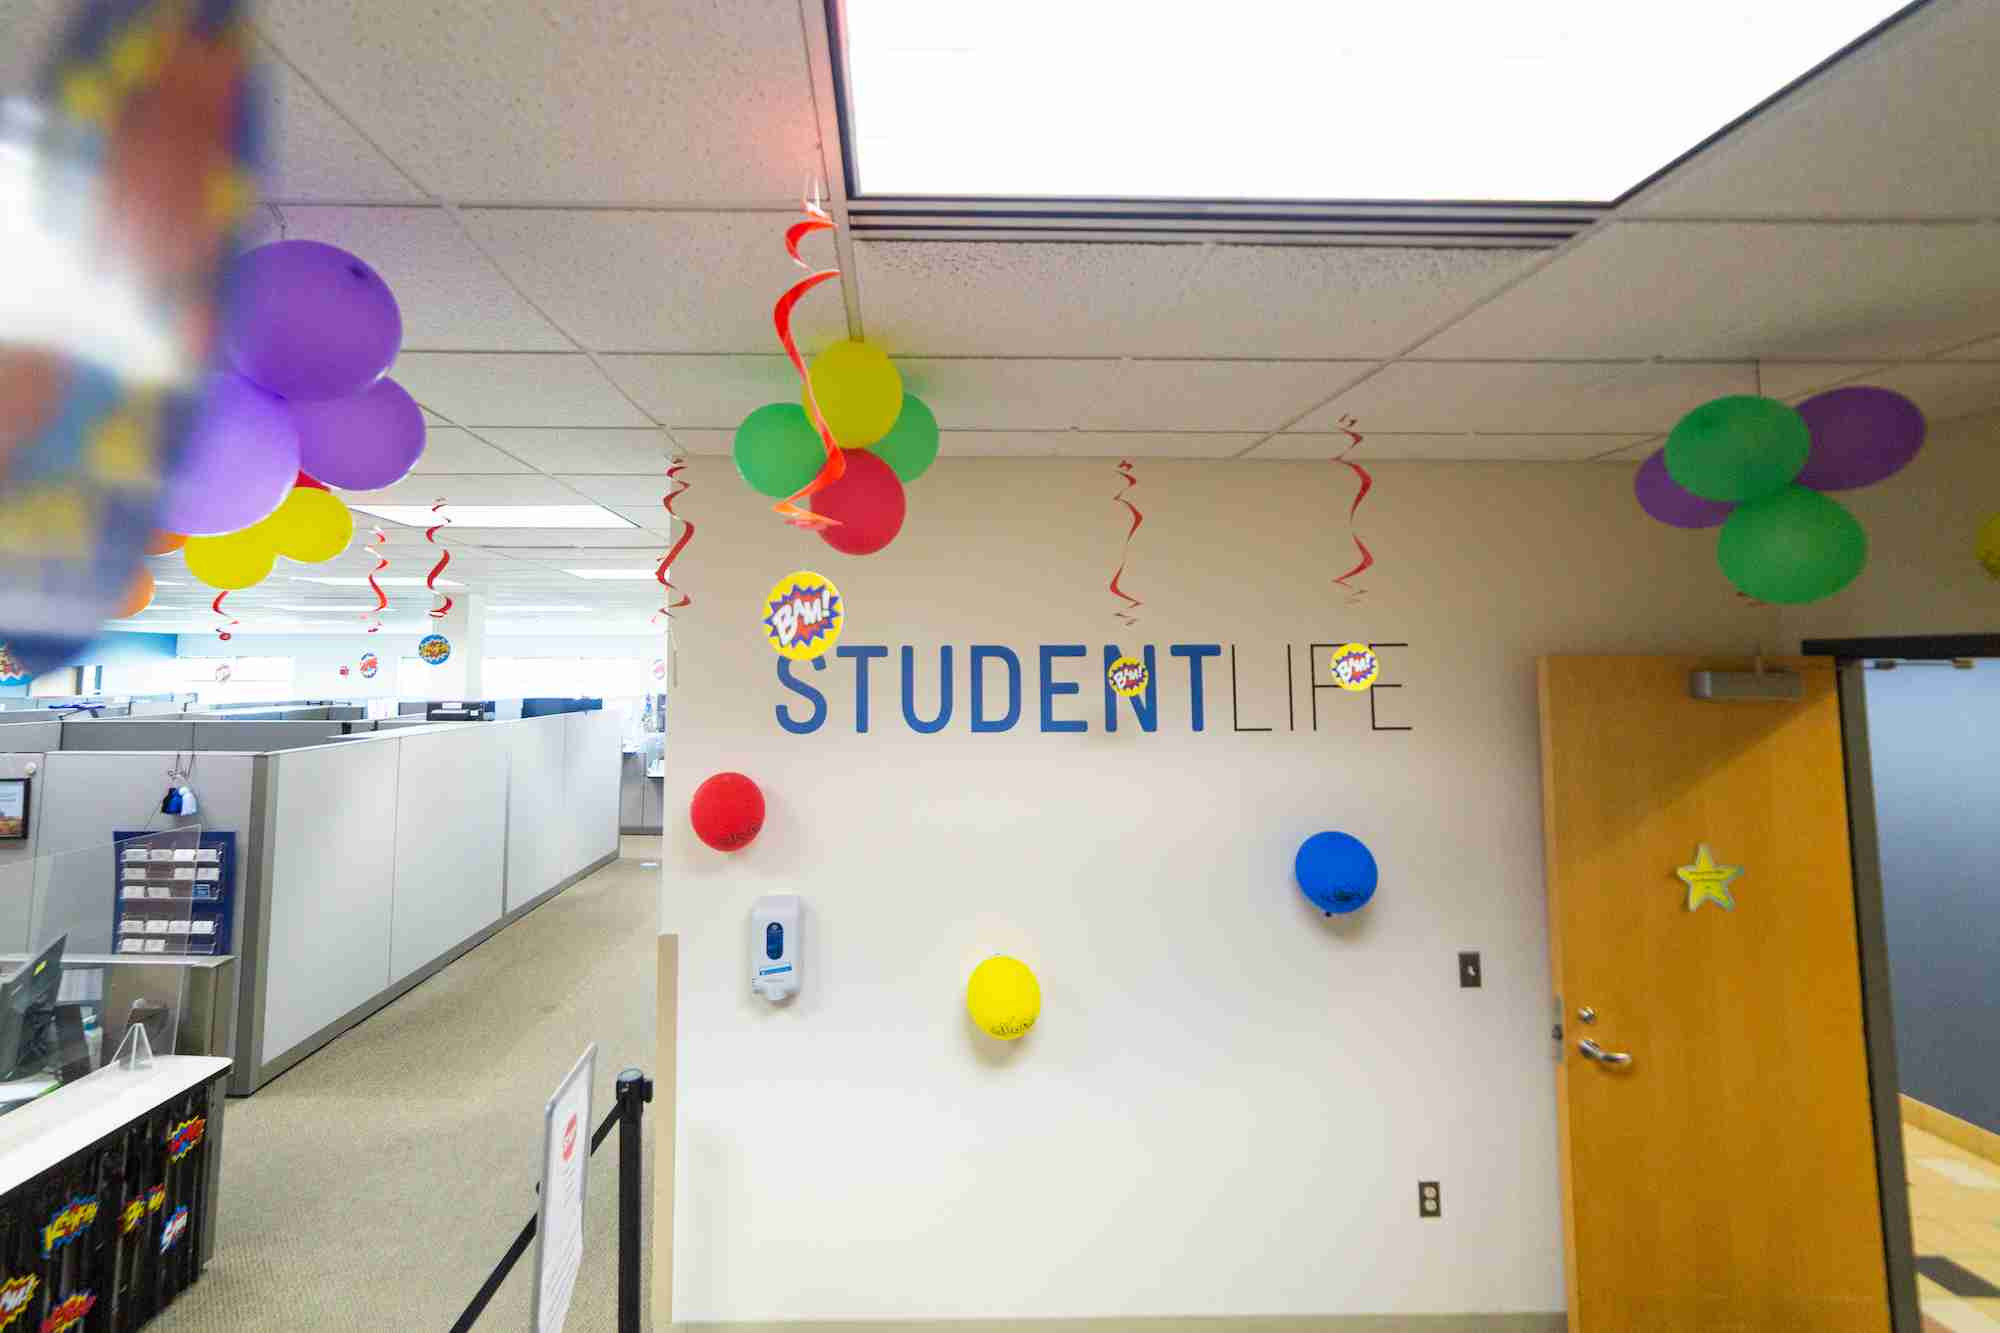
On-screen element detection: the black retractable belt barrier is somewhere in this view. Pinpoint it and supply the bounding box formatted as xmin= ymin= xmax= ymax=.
xmin=451 ymin=1068 xmax=652 ymax=1332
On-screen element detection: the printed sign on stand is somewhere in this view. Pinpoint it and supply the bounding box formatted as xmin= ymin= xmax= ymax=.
xmin=534 ymin=1044 xmax=596 ymax=1332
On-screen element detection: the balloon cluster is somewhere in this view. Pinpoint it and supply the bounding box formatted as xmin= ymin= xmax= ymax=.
xmin=732 ymin=339 xmax=939 ymax=557
xmin=154 ymin=241 xmax=426 ymax=594
xmin=1636 ymin=387 xmax=1925 ymax=604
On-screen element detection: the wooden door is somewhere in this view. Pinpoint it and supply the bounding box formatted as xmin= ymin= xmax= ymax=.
xmin=1539 ymin=656 xmax=1890 ymax=1332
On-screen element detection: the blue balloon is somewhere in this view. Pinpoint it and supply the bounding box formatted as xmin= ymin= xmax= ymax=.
xmin=1294 ymin=831 xmax=1378 ymax=916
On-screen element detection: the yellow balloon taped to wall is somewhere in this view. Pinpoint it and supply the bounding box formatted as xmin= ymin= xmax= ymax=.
xmin=257 ymin=486 xmax=354 ymax=564
xmin=1978 ymin=512 xmax=2000 ymax=580
xmin=183 ymin=527 xmax=275 ymax=591
xmin=966 ymin=956 xmax=1040 ymax=1041
xmin=803 ymin=339 xmax=903 ymax=448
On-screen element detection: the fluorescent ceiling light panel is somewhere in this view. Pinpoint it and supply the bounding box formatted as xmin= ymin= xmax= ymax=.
xmin=842 ymin=1 xmax=1913 ymax=200
xmin=349 ymin=504 xmax=635 ymax=530
xmin=563 ymin=569 xmax=661 ymax=581
xmin=297 ymin=576 xmax=465 ymax=587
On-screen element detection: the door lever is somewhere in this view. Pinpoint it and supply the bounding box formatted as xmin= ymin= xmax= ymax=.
xmin=1578 ymin=1038 xmax=1633 ymax=1068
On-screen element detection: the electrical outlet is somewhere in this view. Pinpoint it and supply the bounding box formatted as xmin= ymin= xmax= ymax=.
xmin=1419 ymin=1180 xmax=1442 ymax=1218
xmin=1458 ymin=951 xmax=1482 ymax=988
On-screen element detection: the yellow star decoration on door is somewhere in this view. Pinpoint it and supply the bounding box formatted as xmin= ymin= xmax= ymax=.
xmin=1676 ymin=843 xmax=1742 ymax=912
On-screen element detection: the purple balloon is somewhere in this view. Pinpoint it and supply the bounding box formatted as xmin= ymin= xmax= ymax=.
xmin=1794 ymin=386 xmax=1925 ymax=491
xmin=224 ymin=241 xmax=403 ymax=402
xmin=1635 ymin=448 xmax=1734 ymax=529
xmin=291 ymin=378 xmax=428 ymax=490
xmin=157 ymin=373 xmax=300 ymax=536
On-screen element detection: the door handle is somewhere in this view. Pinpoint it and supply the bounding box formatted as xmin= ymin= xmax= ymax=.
xmin=1578 ymin=1038 xmax=1633 ymax=1068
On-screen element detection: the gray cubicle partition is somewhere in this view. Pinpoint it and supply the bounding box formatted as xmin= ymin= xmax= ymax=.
xmin=4 ymin=709 xmax=623 ymax=1095
xmin=0 ymin=719 xmax=61 ymax=753
xmin=238 ymin=708 xmax=621 ymax=1092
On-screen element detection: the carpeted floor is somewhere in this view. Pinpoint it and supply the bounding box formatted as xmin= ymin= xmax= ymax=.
xmin=152 ymin=837 xmax=661 ymax=1332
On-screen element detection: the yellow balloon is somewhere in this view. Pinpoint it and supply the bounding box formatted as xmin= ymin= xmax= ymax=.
xmin=258 ymin=486 xmax=354 ymax=563
xmin=1979 ymin=513 xmax=2000 ymax=581
xmin=183 ymin=527 xmax=276 ymax=591
xmin=966 ymin=956 xmax=1040 ymax=1041
xmin=803 ymin=339 xmax=904 ymax=448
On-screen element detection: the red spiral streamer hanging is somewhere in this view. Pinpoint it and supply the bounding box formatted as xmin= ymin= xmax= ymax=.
xmin=1330 ymin=416 xmax=1375 ymax=603
xmin=1109 ymin=459 xmax=1144 ymax=626
xmin=211 ymin=592 xmax=236 ymax=641
xmin=362 ymin=526 xmax=389 ymax=633
xmin=652 ymin=458 xmax=694 ymax=622
xmin=424 ymin=499 xmax=454 ymax=619
xmin=769 ymin=192 xmax=846 ymax=530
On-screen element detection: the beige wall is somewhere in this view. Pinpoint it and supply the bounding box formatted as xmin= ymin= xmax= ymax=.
xmin=659 ymin=455 xmax=1775 ymax=1323
xmin=1780 ymin=405 xmax=2000 ymax=645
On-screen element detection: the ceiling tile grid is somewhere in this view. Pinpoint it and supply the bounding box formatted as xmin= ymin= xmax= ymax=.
xmin=393 ymin=354 xmax=652 ymax=428
xmin=256 ymin=0 xmax=823 ymax=206
xmin=1286 ymin=361 xmax=1758 ymax=436
xmin=459 ymin=210 xmax=849 ymax=353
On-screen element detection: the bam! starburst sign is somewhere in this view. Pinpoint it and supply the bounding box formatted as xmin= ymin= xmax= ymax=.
xmin=762 ymin=570 xmax=843 ymax=661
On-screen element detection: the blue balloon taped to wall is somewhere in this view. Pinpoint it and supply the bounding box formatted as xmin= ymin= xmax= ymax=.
xmin=1295 ymin=831 xmax=1378 ymax=916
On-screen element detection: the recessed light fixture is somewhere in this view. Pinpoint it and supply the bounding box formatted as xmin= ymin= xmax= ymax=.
xmin=563 ymin=569 xmax=660 ymax=581
xmin=841 ymin=1 xmax=1914 ymax=200
xmin=297 ymin=576 xmax=465 ymax=588
xmin=350 ymin=504 xmax=634 ymax=530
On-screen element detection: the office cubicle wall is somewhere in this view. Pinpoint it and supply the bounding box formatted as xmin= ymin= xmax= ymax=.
xmin=0 ymin=720 xmax=61 ymax=754
xmin=388 ymin=725 xmax=508 ymax=981
xmin=28 ymin=752 xmax=257 ymax=953
xmin=242 ymin=707 xmax=621 ymax=1090
xmin=56 ymin=719 xmax=347 ymax=752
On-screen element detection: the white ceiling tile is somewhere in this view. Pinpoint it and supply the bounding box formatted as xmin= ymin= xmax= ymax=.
xmin=1626 ymin=0 xmax=2000 ymax=218
xmin=471 ymin=429 xmax=675 ymax=474
xmin=1941 ymin=336 xmax=2000 ymax=361
xmin=895 ymin=359 xmax=1373 ymax=432
xmin=1289 ymin=361 xmax=1755 ymax=435
xmin=460 ymin=211 xmax=847 ymax=353
xmin=670 ymin=430 xmax=737 ymax=456
xmin=609 ymin=505 xmax=674 ymax=533
xmin=442 ymin=530 xmax=662 ymax=551
xmin=257 ymin=1 xmax=821 ymax=205
xmin=1421 ymin=222 xmax=2000 ymax=362
xmin=408 ymin=427 xmax=535 ymax=475
xmin=1842 ymin=362 xmax=2000 ymax=424
xmin=254 ymin=38 xmax=426 ymax=204
xmin=940 ymin=431 xmax=1260 ymax=459
xmin=599 ymin=356 xmax=801 ymax=428
xmin=240 ymin=207 xmax=566 ymax=351
xmin=897 ymin=360 xmax=1120 ymax=430
xmin=855 ymin=241 xmax=1531 ymax=358
xmin=345 ymin=474 xmax=588 ymax=505
xmin=392 ymin=354 xmax=649 ymax=427
xmin=1251 ymin=433 xmax=1651 ymax=462
xmin=553 ymin=476 xmax=682 ymax=505
xmin=1759 ymin=363 xmax=1887 ymax=401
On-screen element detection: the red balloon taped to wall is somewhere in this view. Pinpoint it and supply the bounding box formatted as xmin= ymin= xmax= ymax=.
xmin=811 ymin=448 xmax=906 ymax=556
xmin=690 ymin=772 xmax=765 ymax=852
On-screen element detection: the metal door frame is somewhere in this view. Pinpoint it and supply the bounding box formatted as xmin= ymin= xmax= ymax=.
xmin=1806 ymin=633 xmax=2000 ymax=1333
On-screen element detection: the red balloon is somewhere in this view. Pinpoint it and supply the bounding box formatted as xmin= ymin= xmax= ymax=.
xmin=812 ymin=448 xmax=906 ymax=556
xmin=690 ymin=772 xmax=765 ymax=852
xmin=295 ymin=470 xmax=328 ymax=491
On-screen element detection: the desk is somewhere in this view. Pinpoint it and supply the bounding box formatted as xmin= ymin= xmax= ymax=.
xmin=0 ymin=1056 xmax=229 ymax=1329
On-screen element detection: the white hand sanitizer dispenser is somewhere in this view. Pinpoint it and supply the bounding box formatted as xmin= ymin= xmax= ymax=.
xmin=750 ymin=895 xmax=801 ymax=1003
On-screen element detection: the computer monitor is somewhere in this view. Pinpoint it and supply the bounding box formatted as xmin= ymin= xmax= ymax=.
xmin=0 ymin=934 xmax=66 ymax=1081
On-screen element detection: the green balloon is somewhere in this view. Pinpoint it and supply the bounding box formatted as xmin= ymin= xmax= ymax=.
xmin=1665 ymin=395 xmax=1810 ymax=502
xmin=870 ymin=394 xmax=939 ymax=482
xmin=733 ymin=403 xmax=825 ymax=498
xmin=1717 ymin=485 xmax=1867 ymax=604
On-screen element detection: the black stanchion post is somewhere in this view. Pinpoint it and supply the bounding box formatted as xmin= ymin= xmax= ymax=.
xmin=615 ymin=1067 xmax=654 ymax=1333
